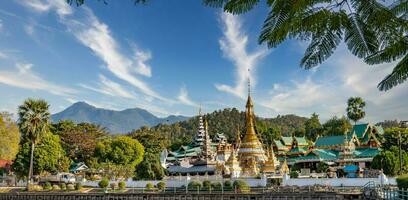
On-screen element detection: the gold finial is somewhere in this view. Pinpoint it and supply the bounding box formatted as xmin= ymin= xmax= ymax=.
xmin=247 ymin=68 xmax=251 ymax=97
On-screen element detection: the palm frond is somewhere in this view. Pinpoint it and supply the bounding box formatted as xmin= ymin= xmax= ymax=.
xmin=202 ymin=0 xmax=228 ymax=8
xmin=344 ymin=13 xmax=378 ymax=58
xmin=378 ymin=54 xmax=408 ymax=91
xmin=301 ymin=27 xmax=342 ymax=69
xmin=224 ymin=0 xmax=260 ymax=14
xmin=390 ymin=0 xmax=408 ymax=16
xmin=365 ymin=37 xmax=408 ymax=65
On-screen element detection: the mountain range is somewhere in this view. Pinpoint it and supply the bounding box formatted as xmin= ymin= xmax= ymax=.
xmin=51 ymin=102 xmax=189 ymax=134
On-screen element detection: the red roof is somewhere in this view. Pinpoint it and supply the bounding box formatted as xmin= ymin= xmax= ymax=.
xmin=0 ymin=160 xmax=13 ymax=169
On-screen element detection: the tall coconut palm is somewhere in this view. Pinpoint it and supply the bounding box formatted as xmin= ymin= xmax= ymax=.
xmin=18 ymin=99 xmax=50 ymax=186
xmin=346 ymin=97 xmax=366 ymax=125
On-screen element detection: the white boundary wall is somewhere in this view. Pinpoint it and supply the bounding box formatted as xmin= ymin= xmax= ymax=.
xmin=282 ymin=173 xmax=397 ymax=187
xmin=82 ymin=175 xmax=267 ymax=188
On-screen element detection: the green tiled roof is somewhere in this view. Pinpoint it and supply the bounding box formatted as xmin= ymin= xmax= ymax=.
xmin=313 ymin=149 xmax=339 ymax=161
xmin=375 ymin=126 xmax=384 ymax=135
xmin=353 ymin=148 xmax=380 ymax=158
xmin=351 ymin=123 xmax=369 ymax=138
xmin=289 ymin=146 xmax=308 ymax=154
xmin=295 ymin=137 xmax=308 ymax=146
xmin=315 ymin=135 xmax=344 ymax=147
xmin=274 ymin=140 xmax=287 ymax=150
xmin=281 ymin=137 xmax=293 ymax=146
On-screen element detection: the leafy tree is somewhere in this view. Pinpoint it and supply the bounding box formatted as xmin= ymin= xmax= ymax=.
xmin=95 ymin=136 xmax=144 ymax=167
xmin=382 ymin=127 xmax=408 ymax=151
xmin=321 ymin=116 xmax=352 ymax=136
xmin=372 ymin=150 xmax=400 ymax=176
xmin=0 ymin=112 xmax=20 ymax=160
xmin=17 ymin=99 xmax=50 ymax=184
xmin=346 ymin=97 xmax=366 ymax=124
xmin=13 ymin=132 xmax=70 ymax=178
xmin=305 ymin=113 xmax=322 ymax=141
xmin=376 ymin=120 xmax=401 ymax=129
xmin=130 ymin=130 xmax=166 ymax=180
xmin=51 ymin=120 xmax=108 ymax=164
xmin=259 ymin=125 xmax=281 ymax=147
xmin=98 ymin=177 xmax=109 ymax=189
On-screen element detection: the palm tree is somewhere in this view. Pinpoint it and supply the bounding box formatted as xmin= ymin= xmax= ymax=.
xmin=346 ymin=97 xmax=366 ymax=125
xmin=18 ymin=99 xmax=50 ymax=187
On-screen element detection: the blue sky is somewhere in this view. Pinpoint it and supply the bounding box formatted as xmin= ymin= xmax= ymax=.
xmin=0 ymin=0 xmax=407 ymax=122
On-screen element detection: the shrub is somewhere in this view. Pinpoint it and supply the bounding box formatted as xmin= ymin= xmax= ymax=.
xmin=119 ymin=181 xmax=126 ymax=190
xmin=397 ymin=175 xmax=408 ymax=189
xmin=146 ymin=182 xmax=155 ymax=191
xmin=211 ymin=182 xmax=222 ymax=191
xmin=60 ymin=183 xmax=67 ymax=190
xmin=233 ymin=180 xmax=250 ymax=193
xmin=44 ymin=182 xmax=52 ymax=190
xmin=290 ymin=171 xmax=299 ymax=178
xmin=110 ymin=182 xmax=118 ymax=191
xmin=67 ymin=184 xmax=75 ymax=191
xmin=98 ymin=178 xmax=109 ymax=189
xmin=202 ymin=180 xmax=211 ymax=190
xmin=224 ymin=180 xmax=233 ymax=191
xmin=157 ymin=181 xmax=166 ymax=190
xmin=75 ymin=182 xmax=82 ymax=190
xmin=52 ymin=185 xmax=60 ymax=190
xmin=188 ymin=181 xmax=202 ymax=190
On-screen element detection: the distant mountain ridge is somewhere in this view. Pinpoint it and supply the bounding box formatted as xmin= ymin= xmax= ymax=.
xmin=51 ymin=102 xmax=189 ymax=134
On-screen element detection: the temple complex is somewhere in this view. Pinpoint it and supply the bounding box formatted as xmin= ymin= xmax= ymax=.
xmin=162 ymin=82 xmax=383 ymax=178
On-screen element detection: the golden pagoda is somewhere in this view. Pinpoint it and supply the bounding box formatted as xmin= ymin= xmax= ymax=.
xmin=261 ymin=147 xmax=278 ymax=174
xmin=224 ymin=148 xmax=241 ymax=178
xmin=280 ymin=159 xmax=290 ymax=175
xmin=238 ymin=77 xmax=266 ymax=176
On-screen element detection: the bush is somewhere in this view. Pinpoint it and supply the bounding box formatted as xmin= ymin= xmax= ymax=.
xmin=52 ymin=185 xmax=60 ymax=190
xmin=67 ymin=184 xmax=75 ymax=191
xmin=224 ymin=180 xmax=232 ymax=191
xmin=146 ymin=182 xmax=155 ymax=191
xmin=157 ymin=181 xmax=166 ymax=190
xmin=119 ymin=181 xmax=126 ymax=190
xmin=188 ymin=181 xmax=202 ymax=190
xmin=75 ymin=182 xmax=82 ymax=190
xmin=44 ymin=182 xmax=52 ymax=190
xmin=202 ymin=180 xmax=211 ymax=190
xmin=110 ymin=182 xmax=118 ymax=191
xmin=233 ymin=180 xmax=250 ymax=193
xmin=211 ymin=182 xmax=222 ymax=191
xmin=98 ymin=178 xmax=109 ymax=189
xmin=290 ymin=171 xmax=299 ymax=178
xmin=397 ymin=175 xmax=408 ymax=189
xmin=60 ymin=183 xmax=67 ymax=190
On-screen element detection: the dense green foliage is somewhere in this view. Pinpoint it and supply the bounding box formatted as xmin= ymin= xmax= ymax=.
xmin=188 ymin=181 xmax=202 ymax=190
xmin=0 ymin=112 xmax=20 ymax=161
xmin=95 ymin=136 xmax=144 ymax=167
xmin=99 ymin=178 xmax=109 ymax=188
xmin=381 ymin=127 xmax=408 ymax=151
xmin=13 ymin=132 xmax=70 ymax=178
xmin=347 ymin=97 xmax=366 ymax=124
xmin=51 ymin=120 xmax=108 ymax=164
xmin=321 ymin=116 xmax=352 ymax=136
xmin=305 ymin=113 xmax=322 ymax=141
xmin=233 ymin=180 xmax=250 ymax=193
xmin=397 ymin=175 xmax=408 ymax=189
xmin=157 ymin=181 xmax=166 ymax=190
xmin=17 ymin=99 xmax=51 ymax=183
xmin=372 ymin=146 xmax=408 ymax=176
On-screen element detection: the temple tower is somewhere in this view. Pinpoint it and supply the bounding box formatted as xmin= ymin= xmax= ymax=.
xmin=238 ymin=76 xmax=266 ymax=176
xmin=192 ymin=108 xmax=206 ymax=147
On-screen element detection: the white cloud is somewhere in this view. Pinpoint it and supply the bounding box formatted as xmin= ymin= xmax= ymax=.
xmin=80 ymin=74 xmax=137 ymax=99
xmin=24 ymin=23 xmax=35 ymax=36
xmin=261 ymin=45 xmax=408 ymax=122
xmin=133 ymin=48 xmax=152 ymax=77
xmin=215 ymin=13 xmax=268 ymax=99
xmin=0 ymin=52 xmax=7 ymax=59
xmin=20 ymin=0 xmax=72 ymax=17
xmin=0 ymin=18 xmax=3 ymax=31
xmin=0 ymin=63 xmax=77 ymax=96
xmin=177 ymin=86 xmax=198 ymax=107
